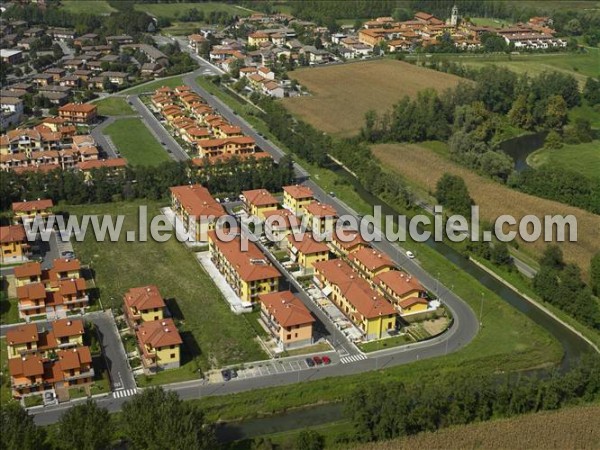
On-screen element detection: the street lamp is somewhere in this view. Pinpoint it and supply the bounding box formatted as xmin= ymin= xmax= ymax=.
xmin=479 ymin=292 xmax=484 ymax=326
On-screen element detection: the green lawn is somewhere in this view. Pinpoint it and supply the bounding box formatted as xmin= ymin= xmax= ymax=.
xmin=133 ymin=2 xmax=251 ymax=20
xmin=527 ymin=140 xmax=600 ymax=179
xmin=61 ymin=0 xmax=116 ymax=14
xmin=70 ymin=200 xmax=267 ymax=371
xmin=186 ymin=78 xmax=564 ymax=422
xmin=569 ymin=103 xmax=600 ymax=129
xmin=104 ymin=118 xmax=170 ymax=166
xmin=121 ymin=76 xmax=184 ymax=95
xmin=359 ymin=334 xmax=414 ymax=353
xmin=0 ymin=340 xmax=13 ymax=406
xmin=470 ymin=17 xmax=510 ymax=27
xmin=0 ymin=297 xmax=20 ymax=325
xmin=94 ymin=97 xmax=135 ymax=117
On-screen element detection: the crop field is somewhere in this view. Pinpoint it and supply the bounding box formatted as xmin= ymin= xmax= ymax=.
xmin=353 ymin=404 xmax=600 ymax=450
xmin=283 ymin=60 xmax=466 ymax=137
xmin=133 ymin=2 xmax=250 ymax=20
xmin=372 ymin=142 xmax=600 ymax=275
xmin=61 ymin=0 xmax=115 ymax=15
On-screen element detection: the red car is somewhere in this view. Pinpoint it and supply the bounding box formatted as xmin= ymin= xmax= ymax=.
xmin=322 ymin=356 xmax=331 ymax=365
xmin=313 ymin=356 xmax=323 ymax=365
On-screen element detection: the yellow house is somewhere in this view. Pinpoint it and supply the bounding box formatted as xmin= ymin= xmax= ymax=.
xmin=136 ymin=318 xmax=182 ymax=370
xmin=373 ymin=270 xmax=426 ymax=304
xmin=170 ymin=184 xmax=225 ymax=242
xmin=263 ymin=209 xmax=296 ymax=247
xmin=0 ymin=225 xmax=28 ymax=263
xmin=259 ymin=291 xmax=315 ymax=349
xmin=283 ymin=184 xmax=314 ymax=216
xmin=399 ymin=297 xmax=430 ymax=315
xmin=123 ymin=285 xmax=166 ymax=328
xmin=242 ymin=188 xmax=279 ymax=220
xmin=208 ymin=231 xmax=281 ymax=304
xmin=5 ymin=324 xmax=39 ymax=359
xmin=329 ymin=228 xmax=368 ymax=257
xmin=49 ymin=258 xmax=81 ymax=281
xmin=248 ymin=31 xmax=270 ymax=46
xmin=51 ymin=318 xmax=85 ymax=348
xmin=286 ymin=233 xmax=329 ymax=272
xmin=11 ymin=199 xmax=54 ymax=224
xmin=314 ymin=259 xmax=397 ymax=340
xmin=304 ymin=202 xmax=337 ymax=236
xmin=348 ymin=246 xmax=395 ymax=279
xmin=13 ymin=261 xmax=42 ymax=287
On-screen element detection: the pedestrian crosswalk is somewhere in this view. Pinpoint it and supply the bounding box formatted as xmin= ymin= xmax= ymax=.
xmin=113 ymin=388 xmax=138 ymax=398
xmin=340 ymin=353 xmax=368 ymax=364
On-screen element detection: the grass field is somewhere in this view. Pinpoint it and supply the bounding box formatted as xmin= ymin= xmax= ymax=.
xmin=0 ymin=339 xmax=13 ymax=405
xmin=70 ymin=201 xmax=266 ymax=371
xmin=353 ymin=404 xmax=600 ymax=450
xmin=94 ymin=97 xmax=135 ymax=117
xmin=447 ymin=49 xmax=600 ymax=87
xmin=121 ymin=76 xmax=184 ymax=95
xmin=283 ymin=60 xmax=466 ymax=137
xmin=133 ymin=2 xmax=250 ymax=20
xmin=61 ymin=0 xmax=115 ymax=14
xmin=470 ymin=17 xmax=510 ymax=27
xmin=372 ymin=142 xmax=600 ymax=275
xmin=528 ymin=140 xmax=600 ymax=179
xmin=0 ymin=297 xmax=19 ymax=325
xmin=104 ymin=118 xmax=170 ymax=166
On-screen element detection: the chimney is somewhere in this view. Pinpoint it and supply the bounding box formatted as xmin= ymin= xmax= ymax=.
xmin=67 ymin=320 xmax=72 ymax=326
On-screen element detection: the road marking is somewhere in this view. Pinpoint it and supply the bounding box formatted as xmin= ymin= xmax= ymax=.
xmin=113 ymin=388 xmax=137 ymax=398
xmin=340 ymin=354 xmax=367 ymax=364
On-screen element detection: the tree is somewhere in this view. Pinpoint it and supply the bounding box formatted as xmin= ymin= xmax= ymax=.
xmin=540 ymin=245 xmax=565 ymax=271
xmin=121 ymin=387 xmax=215 ymax=450
xmin=591 ymin=252 xmax=600 ymax=296
xmin=435 ymin=173 xmax=473 ymax=218
xmin=544 ymin=95 xmax=568 ymax=130
xmin=508 ymin=95 xmax=533 ymax=129
xmin=479 ymin=151 xmax=514 ymax=181
xmin=544 ymin=130 xmax=563 ymax=149
xmin=0 ymin=403 xmax=46 ymax=450
xmin=57 ymin=400 xmax=112 ymax=450
xmin=533 ymin=266 xmax=560 ymax=302
xmin=583 ymin=77 xmax=600 ymax=106
xmin=295 ymin=430 xmax=325 ymax=450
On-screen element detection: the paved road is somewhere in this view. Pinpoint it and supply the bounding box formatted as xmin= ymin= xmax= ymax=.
xmin=90 ymin=117 xmax=120 ymax=158
xmin=126 ymin=95 xmax=189 ymax=162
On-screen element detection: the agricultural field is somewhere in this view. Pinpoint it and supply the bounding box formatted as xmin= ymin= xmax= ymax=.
xmin=94 ymin=97 xmax=135 ymax=117
xmin=353 ymin=404 xmax=600 ymax=450
xmin=133 ymin=2 xmax=250 ymax=20
xmin=372 ymin=142 xmax=600 ymax=275
xmin=60 ymin=0 xmax=116 ymax=14
xmin=70 ymin=200 xmax=267 ymax=373
xmin=528 ymin=140 xmax=600 ymax=179
xmin=283 ymin=60 xmax=466 ymax=137
xmin=104 ymin=118 xmax=170 ymax=166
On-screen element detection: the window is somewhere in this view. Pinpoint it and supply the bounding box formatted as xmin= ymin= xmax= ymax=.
xmin=170 ymin=353 xmax=176 ymax=359
xmin=286 ymin=334 xmax=291 ymax=340
xmin=294 ymin=333 xmax=298 ymax=338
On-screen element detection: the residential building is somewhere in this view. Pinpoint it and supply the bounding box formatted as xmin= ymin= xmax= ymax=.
xmin=329 ymin=228 xmax=368 ymax=256
xmin=196 ymin=136 xmax=257 ymax=159
xmin=283 ymin=184 xmax=314 ymax=216
xmin=123 ymin=285 xmax=166 ymax=328
xmin=242 ymin=188 xmax=279 ymax=219
xmin=11 ymin=199 xmax=54 ymax=224
xmin=248 ymin=31 xmax=270 ymax=46
xmin=398 ymin=297 xmax=430 ymax=315
xmin=313 ymin=259 xmax=397 ymax=340
xmin=259 ymin=291 xmax=314 ymax=350
xmin=170 ymin=184 xmax=225 ymax=241
xmin=14 ymin=262 xmax=42 ymax=287
xmin=348 ymin=246 xmax=395 ymax=279
xmin=136 ymin=318 xmax=182 ymax=371
xmin=373 ymin=270 xmax=426 ymax=305
xmin=58 ymin=103 xmax=98 ymax=124
xmin=286 ymin=233 xmax=329 ymax=272
xmin=304 ymin=202 xmax=337 ymax=235
xmin=263 ymin=208 xmax=296 ymax=247
xmin=0 ymin=49 xmax=23 ymax=64
xmin=208 ymin=231 xmax=281 ymax=305
xmin=0 ymin=224 xmax=28 ymax=263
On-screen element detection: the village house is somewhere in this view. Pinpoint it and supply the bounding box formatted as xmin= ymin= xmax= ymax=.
xmin=282 ymin=184 xmax=314 ymax=216
xmin=286 ymin=232 xmax=330 ymax=273
xmin=259 ymin=290 xmax=315 ymax=350
xmin=243 ymin=188 xmax=279 ymax=220
xmin=123 ymin=285 xmax=167 ymax=328
xmin=328 ymin=228 xmax=368 ymax=257
xmin=263 ymin=209 xmax=296 ymax=247
xmin=58 ymin=103 xmax=97 ymax=124
xmin=372 ymin=270 xmax=427 ymax=306
xmin=348 ymin=246 xmax=395 ymax=279
xmin=304 ymin=202 xmax=337 ymax=236
xmin=196 ymin=136 xmax=257 ymax=159
xmin=170 ymin=184 xmax=225 ymax=242
xmin=313 ymin=259 xmax=397 ymax=340
xmin=11 ymin=198 xmax=54 ymax=224
xmin=136 ymin=318 xmax=182 ymax=371
xmin=14 ymin=261 xmax=42 ymax=287
xmin=208 ymin=230 xmax=281 ymax=305
xmin=0 ymin=224 xmax=28 ymax=263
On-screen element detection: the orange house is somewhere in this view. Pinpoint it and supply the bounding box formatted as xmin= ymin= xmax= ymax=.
xmin=58 ymin=103 xmax=97 ymax=124
xmin=259 ymin=290 xmax=314 ymax=350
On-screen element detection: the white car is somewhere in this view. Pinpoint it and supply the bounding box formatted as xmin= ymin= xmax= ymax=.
xmin=406 ymin=251 xmax=415 ymax=259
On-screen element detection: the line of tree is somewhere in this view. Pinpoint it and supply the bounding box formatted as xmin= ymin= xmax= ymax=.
xmin=344 ymin=354 xmax=600 ymax=444
xmin=0 ymin=156 xmax=295 ymax=214
xmin=533 ymin=246 xmax=600 ymax=330
xmin=0 ymin=387 xmax=215 ymax=450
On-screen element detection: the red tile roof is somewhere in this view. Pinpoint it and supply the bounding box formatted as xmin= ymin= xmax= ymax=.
xmin=259 ymin=290 xmax=314 ymax=327
xmin=305 ymin=202 xmax=337 ymax=218
xmin=0 ymin=225 xmax=27 ymax=244
xmin=399 ymin=297 xmax=428 ymax=309
xmin=170 ymin=184 xmax=225 ymax=218
xmin=16 ymin=282 xmax=46 ymax=301
xmin=136 ymin=318 xmax=182 ymax=348
xmin=14 ymin=261 xmax=42 ymax=279
xmin=53 ymin=258 xmax=81 ymax=273
xmin=6 ymin=323 xmax=39 ymax=345
xmin=283 ymin=184 xmax=314 ymax=200
xmin=57 ymin=346 xmax=92 ymax=370
xmin=11 ymin=199 xmax=54 ymax=213
xmin=124 ymin=285 xmax=166 ymax=312
xmin=8 ymin=354 xmax=44 ymax=377
xmin=52 ymin=318 xmax=85 ymax=339
xmin=243 ymin=189 xmax=278 ymax=207
xmin=348 ymin=247 xmax=395 ymax=272
xmin=374 ymin=270 xmax=425 ymax=298
xmin=287 ymin=233 xmax=329 ymax=255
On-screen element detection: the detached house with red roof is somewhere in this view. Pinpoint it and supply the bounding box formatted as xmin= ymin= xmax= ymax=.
xmin=136 ymin=318 xmax=182 ymax=371
xmin=286 ymin=233 xmax=330 ymax=273
xmin=259 ymin=291 xmax=315 ymax=350
xmin=123 ymin=285 xmax=167 ymax=328
xmin=242 ymin=188 xmax=279 ymax=220
xmin=283 ymin=184 xmax=314 ymax=216
xmin=11 ymin=198 xmax=54 ymax=224
xmin=0 ymin=224 xmax=29 ymax=263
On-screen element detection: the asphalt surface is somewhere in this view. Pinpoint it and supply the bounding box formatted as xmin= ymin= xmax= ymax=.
xmin=90 ymin=117 xmax=120 ymax=158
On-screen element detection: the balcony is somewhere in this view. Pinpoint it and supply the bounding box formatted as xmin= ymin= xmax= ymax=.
xmin=18 ymin=302 xmax=44 ymax=311
xmin=64 ymin=368 xmax=95 ymax=381
xmin=62 ymin=295 xmax=89 ymax=305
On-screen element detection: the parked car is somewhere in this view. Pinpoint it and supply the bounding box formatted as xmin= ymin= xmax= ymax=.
xmin=313 ymin=356 xmax=323 ymax=365
xmin=224 ymin=197 xmax=230 ymax=203
xmin=406 ymin=251 xmax=415 ymax=259
xmin=305 ymin=357 xmax=315 ymax=367
xmin=322 ymin=356 xmax=331 ymax=365
xmin=230 ymin=369 xmax=238 ymax=379
xmin=221 ymin=369 xmax=231 ymax=381
xmin=61 ymin=251 xmax=75 ymax=258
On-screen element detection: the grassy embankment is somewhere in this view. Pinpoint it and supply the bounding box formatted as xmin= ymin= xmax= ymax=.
xmin=103 ymin=118 xmax=171 ymax=166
